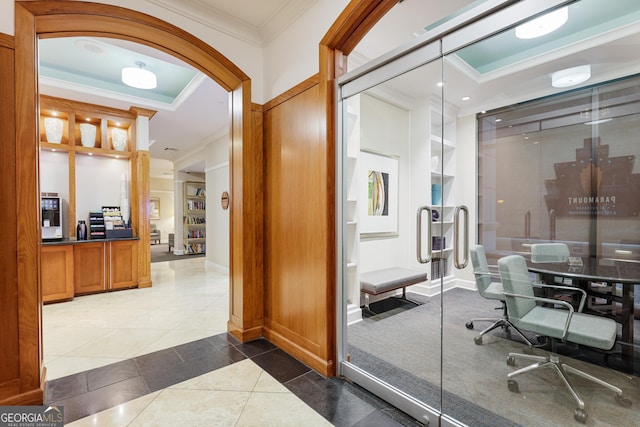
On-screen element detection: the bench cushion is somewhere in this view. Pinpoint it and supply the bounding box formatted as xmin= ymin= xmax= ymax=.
xmin=361 ymin=267 xmax=428 ymax=295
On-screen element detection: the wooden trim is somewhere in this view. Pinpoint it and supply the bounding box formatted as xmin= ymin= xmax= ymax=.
xmin=15 ymin=3 xmax=44 ymax=399
xmin=41 ymin=95 xmax=137 ymax=120
xmin=136 ymin=151 xmax=152 ymax=288
xmin=263 ymin=327 xmax=334 ymax=377
xmin=0 ymin=33 xmax=15 ymax=49
xmin=0 ymin=41 xmax=20 ymax=393
xmin=20 ymin=1 xmax=248 ymax=92
xmin=11 ymin=0 xmax=259 ymax=406
xmin=0 ymin=386 xmax=45 ymax=406
xmin=263 ymin=74 xmax=321 ymax=111
xmin=320 ymin=0 xmax=397 ymax=55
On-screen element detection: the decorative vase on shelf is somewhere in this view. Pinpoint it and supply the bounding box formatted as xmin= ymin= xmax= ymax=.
xmin=431 ymin=183 xmax=442 ymax=205
xmin=44 ymin=117 xmax=63 ymax=143
xmin=79 ymin=123 xmax=96 ymax=147
xmin=111 ymin=128 xmax=127 ymax=151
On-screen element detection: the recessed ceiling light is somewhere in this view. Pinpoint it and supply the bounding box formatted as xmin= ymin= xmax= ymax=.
xmin=515 ymin=7 xmax=568 ymax=39
xmin=75 ymin=39 xmax=104 ymax=54
xmin=437 ymin=82 xmax=444 ymax=87
xmin=121 ymin=61 xmax=157 ymax=90
xmin=551 ymin=65 xmax=590 ymax=88
xmin=461 ymin=96 xmax=471 ymax=101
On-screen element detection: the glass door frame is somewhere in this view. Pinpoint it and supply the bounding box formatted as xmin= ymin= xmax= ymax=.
xmin=336 ymin=0 xmax=575 ymax=425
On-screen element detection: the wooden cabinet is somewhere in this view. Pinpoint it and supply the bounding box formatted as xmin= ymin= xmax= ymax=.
xmin=74 ymin=242 xmax=106 ymax=295
xmin=41 ymin=245 xmax=74 ymax=303
xmin=109 ymin=240 xmax=138 ymax=289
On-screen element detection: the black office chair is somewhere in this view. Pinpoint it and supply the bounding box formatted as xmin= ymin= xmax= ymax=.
xmin=466 ymin=245 xmax=532 ymax=345
xmin=498 ymin=254 xmax=632 ymax=423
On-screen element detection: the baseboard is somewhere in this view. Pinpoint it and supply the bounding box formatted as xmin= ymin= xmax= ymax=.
xmin=347 ymin=303 xmax=362 ymax=325
xmin=205 ymin=260 xmax=229 ymax=274
xmin=263 ymin=326 xmax=335 ymax=377
xmin=0 ymin=387 xmax=43 ymax=406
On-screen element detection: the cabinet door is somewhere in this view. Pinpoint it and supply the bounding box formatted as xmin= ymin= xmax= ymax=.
xmin=74 ymin=242 xmax=106 ymax=294
xmin=42 ymin=245 xmax=74 ymax=303
xmin=109 ymin=240 xmax=138 ymax=290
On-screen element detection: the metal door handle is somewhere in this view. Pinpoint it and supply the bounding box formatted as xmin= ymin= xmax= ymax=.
xmin=454 ymin=205 xmax=469 ymax=269
xmin=417 ymin=206 xmax=432 ymax=264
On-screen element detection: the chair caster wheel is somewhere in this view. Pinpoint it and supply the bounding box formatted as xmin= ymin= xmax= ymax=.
xmin=507 ymin=379 xmax=519 ymax=393
xmin=507 ymin=356 xmax=516 ymax=366
xmin=474 ymin=336 xmax=483 ymax=345
xmin=465 ymin=322 xmax=474 ymax=330
xmin=615 ymin=395 xmax=632 ymax=408
xmin=574 ymin=408 xmax=587 ymax=423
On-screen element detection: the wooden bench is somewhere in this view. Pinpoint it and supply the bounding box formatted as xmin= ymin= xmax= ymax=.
xmin=360 ymin=267 xmax=428 ymax=310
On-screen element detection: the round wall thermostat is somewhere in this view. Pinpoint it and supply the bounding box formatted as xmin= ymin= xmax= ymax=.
xmin=221 ymin=191 xmax=229 ymax=210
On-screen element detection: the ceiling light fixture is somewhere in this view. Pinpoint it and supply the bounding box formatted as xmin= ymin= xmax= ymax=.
xmin=551 ymin=65 xmax=591 ymax=88
xmin=515 ymin=7 xmax=568 ymax=39
xmin=121 ymin=61 xmax=157 ymax=89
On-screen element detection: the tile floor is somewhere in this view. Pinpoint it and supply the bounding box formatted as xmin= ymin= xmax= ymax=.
xmin=43 ymin=257 xmax=419 ymax=426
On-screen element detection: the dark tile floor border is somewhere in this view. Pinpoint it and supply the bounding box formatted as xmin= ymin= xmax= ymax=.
xmin=44 ymin=333 xmax=418 ymax=426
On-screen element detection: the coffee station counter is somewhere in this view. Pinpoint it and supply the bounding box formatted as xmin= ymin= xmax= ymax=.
xmin=41 ymin=237 xmax=140 ymax=303
xmin=43 ymin=236 xmax=139 ymax=245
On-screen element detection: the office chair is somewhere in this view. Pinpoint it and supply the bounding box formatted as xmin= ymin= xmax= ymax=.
xmin=466 ymin=245 xmax=532 ymax=346
xmin=530 ymin=242 xmax=570 ymax=263
xmin=498 ymin=254 xmax=632 ymax=423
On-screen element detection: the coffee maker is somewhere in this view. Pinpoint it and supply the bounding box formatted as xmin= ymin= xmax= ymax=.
xmin=41 ymin=193 xmax=63 ymax=241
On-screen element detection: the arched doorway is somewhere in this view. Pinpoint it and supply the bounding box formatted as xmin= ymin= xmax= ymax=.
xmin=14 ymin=0 xmax=263 ymax=400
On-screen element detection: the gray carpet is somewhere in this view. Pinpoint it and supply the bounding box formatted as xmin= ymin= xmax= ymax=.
xmin=347 ymin=288 xmax=640 ymax=426
xmin=150 ymin=243 xmax=205 ymax=262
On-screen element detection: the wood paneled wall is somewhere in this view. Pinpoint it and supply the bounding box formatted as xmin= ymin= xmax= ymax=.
xmin=263 ymin=75 xmax=335 ymax=376
xmin=0 ymin=34 xmax=26 ymax=405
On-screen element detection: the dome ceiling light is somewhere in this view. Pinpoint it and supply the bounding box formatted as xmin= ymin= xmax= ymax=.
xmin=121 ymin=61 xmax=157 ymax=89
xmin=515 ymin=7 xmax=568 ymax=39
xmin=551 ymin=65 xmax=591 ymax=88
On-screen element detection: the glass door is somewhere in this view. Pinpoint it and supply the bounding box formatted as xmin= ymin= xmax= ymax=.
xmin=339 ymin=1 xmax=640 ymax=426
xmin=339 ymin=44 xmax=446 ymax=423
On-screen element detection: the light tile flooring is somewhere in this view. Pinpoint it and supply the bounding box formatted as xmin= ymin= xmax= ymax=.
xmin=65 ymin=359 xmax=332 ymax=426
xmin=43 ymin=258 xmax=331 ymax=426
xmin=43 ymin=258 xmax=228 ymax=380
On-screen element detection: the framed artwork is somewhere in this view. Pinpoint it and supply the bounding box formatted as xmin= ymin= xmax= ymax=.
xmin=359 ymin=150 xmax=399 ymax=237
xmin=150 ymin=197 xmax=160 ymax=220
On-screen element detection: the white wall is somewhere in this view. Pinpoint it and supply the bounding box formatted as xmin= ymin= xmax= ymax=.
xmin=75 ymin=156 xmax=130 ymax=225
xmin=358 ymin=93 xmax=411 ymax=273
xmin=1 ymin=0 xmax=12 ymax=35
xmin=204 ymin=135 xmax=230 ymax=272
xmin=263 ymin=0 xmax=349 ymax=99
xmin=150 ymin=177 xmax=174 ymax=243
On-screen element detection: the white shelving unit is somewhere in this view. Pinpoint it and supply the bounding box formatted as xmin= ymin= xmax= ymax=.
xmin=183 ymin=181 xmax=206 ymax=255
xmin=345 ymin=99 xmax=362 ymax=324
xmin=429 ymin=99 xmax=457 ymax=287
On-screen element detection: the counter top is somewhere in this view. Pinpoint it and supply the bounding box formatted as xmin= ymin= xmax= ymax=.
xmin=43 ymin=237 xmax=139 ymax=246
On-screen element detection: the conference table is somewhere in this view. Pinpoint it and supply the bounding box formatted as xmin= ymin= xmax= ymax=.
xmin=526 ymin=256 xmax=638 ymax=370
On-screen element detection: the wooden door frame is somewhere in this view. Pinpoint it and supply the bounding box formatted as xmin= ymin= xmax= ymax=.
xmin=14 ymin=0 xmax=262 ymax=399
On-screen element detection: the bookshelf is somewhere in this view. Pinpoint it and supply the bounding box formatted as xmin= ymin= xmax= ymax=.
xmin=183 ymin=181 xmax=206 ymax=255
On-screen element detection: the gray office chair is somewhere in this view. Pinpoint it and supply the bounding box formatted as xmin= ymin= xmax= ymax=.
xmin=498 ymin=254 xmax=632 ymax=423
xmin=530 ymin=242 xmax=570 ymax=263
xmin=466 ymin=245 xmax=532 ymax=346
